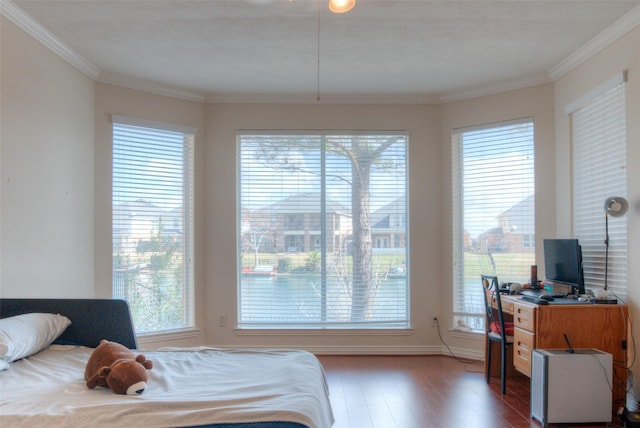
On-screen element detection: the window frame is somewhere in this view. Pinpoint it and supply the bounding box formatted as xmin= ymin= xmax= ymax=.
xmin=451 ymin=118 xmax=535 ymax=331
xmin=237 ymin=130 xmax=410 ymax=330
xmin=111 ymin=115 xmax=196 ymax=334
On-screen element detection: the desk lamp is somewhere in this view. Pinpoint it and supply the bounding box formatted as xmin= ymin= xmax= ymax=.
xmin=604 ymin=196 xmax=628 ymax=291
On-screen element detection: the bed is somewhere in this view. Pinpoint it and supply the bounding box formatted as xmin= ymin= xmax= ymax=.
xmin=0 ymin=299 xmax=334 ymax=428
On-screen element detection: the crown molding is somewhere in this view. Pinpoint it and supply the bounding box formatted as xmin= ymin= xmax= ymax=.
xmin=549 ymin=5 xmax=640 ymax=81
xmin=1 ymin=1 xmax=101 ymax=80
xmin=206 ymin=92 xmax=440 ymax=105
xmin=439 ymin=71 xmax=552 ymax=104
xmin=97 ymin=72 xmax=206 ymax=103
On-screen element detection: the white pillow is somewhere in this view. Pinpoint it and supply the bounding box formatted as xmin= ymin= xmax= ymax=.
xmin=0 ymin=359 xmax=9 ymax=371
xmin=0 ymin=313 xmax=71 ymax=362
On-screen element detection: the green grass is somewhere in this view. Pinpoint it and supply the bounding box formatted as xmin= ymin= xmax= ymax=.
xmin=243 ymin=251 xmax=533 ymax=281
xmin=243 ymin=252 xmax=405 ymax=272
xmin=464 ymin=252 xmax=535 ymax=282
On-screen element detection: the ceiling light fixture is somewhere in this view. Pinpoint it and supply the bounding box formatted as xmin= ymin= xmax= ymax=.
xmin=328 ymin=0 xmax=355 ymax=13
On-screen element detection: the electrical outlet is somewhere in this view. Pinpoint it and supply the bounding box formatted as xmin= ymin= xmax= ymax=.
xmin=431 ymin=315 xmax=438 ymax=327
xmin=218 ymin=313 xmax=227 ymax=327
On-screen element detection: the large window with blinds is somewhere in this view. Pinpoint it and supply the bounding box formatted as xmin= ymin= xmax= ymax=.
xmin=238 ymin=131 xmax=409 ymax=329
xmin=452 ymin=118 xmax=535 ymax=330
xmin=112 ymin=116 xmax=195 ymax=334
xmin=571 ymin=76 xmax=627 ymax=299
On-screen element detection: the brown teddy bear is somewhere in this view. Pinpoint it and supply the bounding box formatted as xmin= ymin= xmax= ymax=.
xmin=85 ymin=339 xmax=153 ymax=395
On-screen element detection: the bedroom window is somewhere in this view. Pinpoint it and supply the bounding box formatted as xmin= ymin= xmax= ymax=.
xmin=570 ymin=74 xmax=627 ymax=299
xmin=238 ymin=131 xmax=409 ymax=329
xmin=452 ymin=118 xmax=535 ymax=331
xmin=112 ymin=116 xmax=195 ymax=334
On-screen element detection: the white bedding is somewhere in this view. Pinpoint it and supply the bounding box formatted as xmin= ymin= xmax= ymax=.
xmin=0 ymin=345 xmax=334 ymax=428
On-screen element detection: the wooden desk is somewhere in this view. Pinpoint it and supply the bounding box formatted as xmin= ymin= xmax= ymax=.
xmin=486 ymin=293 xmax=628 ymax=408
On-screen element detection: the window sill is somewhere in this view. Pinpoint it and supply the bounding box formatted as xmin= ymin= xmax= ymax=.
xmin=137 ymin=327 xmax=200 ymax=345
xmin=234 ymin=328 xmax=414 ymax=336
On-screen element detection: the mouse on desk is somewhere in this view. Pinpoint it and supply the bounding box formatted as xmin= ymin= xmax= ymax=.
xmin=539 ymin=295 xmax=555 ymax=301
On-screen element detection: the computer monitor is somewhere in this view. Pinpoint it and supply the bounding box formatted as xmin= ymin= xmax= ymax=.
xmin=543 ymin=239 xmax=585 ymax=294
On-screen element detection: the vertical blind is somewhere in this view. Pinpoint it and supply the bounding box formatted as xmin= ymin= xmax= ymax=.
xmin=112 ymin=116 xmax=195 ymax=333
xmin=237 ymin=131 xmax=409 ymax=328
xmin=452 ymin=118 xmax=535 ymax=330
xmin=572 ymin=82 xmax=627 ymax=299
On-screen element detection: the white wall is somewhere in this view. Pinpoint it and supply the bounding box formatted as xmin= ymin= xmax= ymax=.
xmin=1 ymin=17 xmax=95 ymax=297
xmin=553 ymin=25 xmax=640 ymax=390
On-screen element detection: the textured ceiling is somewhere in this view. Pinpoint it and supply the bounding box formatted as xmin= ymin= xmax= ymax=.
xmin=8 ymin=0 xmax=640 ymax=103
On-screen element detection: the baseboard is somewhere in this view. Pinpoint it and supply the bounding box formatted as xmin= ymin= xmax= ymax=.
xmin=242 ymin=344 xmax=485 ymax=360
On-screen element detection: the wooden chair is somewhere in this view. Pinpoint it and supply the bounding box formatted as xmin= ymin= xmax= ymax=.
xmin=481 ymin=274 xmax=514 ymax=394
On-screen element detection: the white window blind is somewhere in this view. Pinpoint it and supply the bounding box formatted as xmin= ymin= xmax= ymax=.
xmin=572 ymin=82 xmax=627 ymax=299
xmin=452 ymin=118 xmax=535 ymax=330
xmin=112 ymin=117 xmax=195 ymax=333
xmin=238 ymin=131 xmax=409 ymax=328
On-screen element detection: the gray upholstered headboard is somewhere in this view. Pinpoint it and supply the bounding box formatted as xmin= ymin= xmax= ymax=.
xmin=0 ymin=298 xmax=137 ymax=349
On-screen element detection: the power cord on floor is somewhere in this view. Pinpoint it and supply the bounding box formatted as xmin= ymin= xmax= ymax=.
xmin=611 ymin=305 xmax=640 ymax=427
xmin=433 ymin=317 xmax=484 ymax=373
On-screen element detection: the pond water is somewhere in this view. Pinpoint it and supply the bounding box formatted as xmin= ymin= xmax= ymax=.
xmin=239 ymin=274 xmax=408 ymax=325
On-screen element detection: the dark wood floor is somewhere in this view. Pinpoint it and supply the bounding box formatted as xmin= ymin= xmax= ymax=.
xmin=317 ymin=355 xmax=624 ymax=428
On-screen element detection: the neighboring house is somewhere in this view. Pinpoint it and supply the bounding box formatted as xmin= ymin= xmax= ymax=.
xmin=476 ymin=194 xmax=535 ymax=253
xmin=371 ymin=195 xmax=407 ymax=251
xmin=113 ymin=199 xmax=182 ymax=257
xmin=112 ymin=199 xmax=184 ymax=299
xmin=244 ymin=193 xmax=411 ymax=256
xmin=463 ymin=230 xmax=471 ymax=250
xmin=243 ymin=193 xmax=352 ymax=254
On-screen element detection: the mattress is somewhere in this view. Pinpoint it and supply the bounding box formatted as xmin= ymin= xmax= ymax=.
xmin=0 ymin=345 xmax=334 ymax=428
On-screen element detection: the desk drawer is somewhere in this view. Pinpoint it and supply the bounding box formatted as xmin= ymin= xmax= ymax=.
xmin=514 ymin=303 xmax=535 ymax=332
xmin=500 ymin=297 xmax=514 ymax=314
xmin=514 ymin=328 xmax=535 ymax=377
xmin=487 ymin=291 xmax=514 ymax=314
